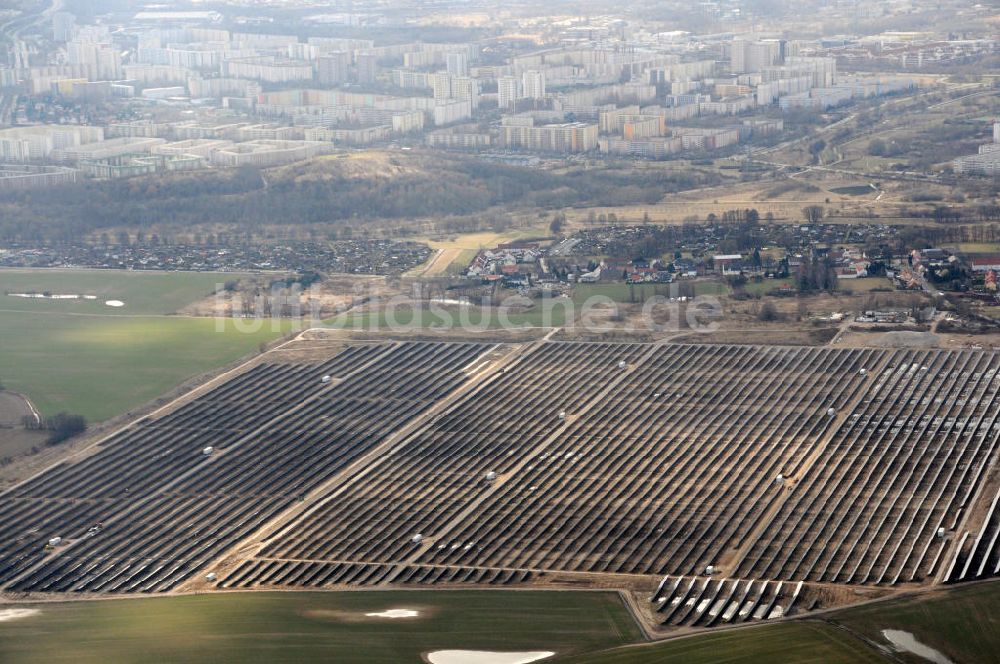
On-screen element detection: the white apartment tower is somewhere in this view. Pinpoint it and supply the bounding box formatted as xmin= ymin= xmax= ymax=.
xmin=498 ymin=76 xmax=518 ymax=110
xmin=450 ymin=76 xmax=480 ymax=110
xmin=67 ymin=39 xmax=122 ymax=79
xmin=522 ymin=70 xmax=546 ymax=100
xmin=446 ymin=52 xmax=469 ymax=77
xmin=431 ymin=72 xmax=453 ymax=101
xmin=730 ymin=39 xmax=782 ymax=74
xmin=318 ymin=52 xmax=350 ymax=85
xmin=52 ymin=12 xmax=76 ymax=42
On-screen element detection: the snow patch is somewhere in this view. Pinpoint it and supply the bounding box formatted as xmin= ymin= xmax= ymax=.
xmin=364 ymin=609 xmax=419 ymax=619
xmin=425 ymin=651 xmax=554 ymax=664
xmin=0 ymin=608 xmax=40 ymax=623
xmin=882 ymin=629 xmax=954 ymax=664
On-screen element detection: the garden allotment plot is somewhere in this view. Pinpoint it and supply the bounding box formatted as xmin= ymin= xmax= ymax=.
xmin=3 ymin=340 xmax=1000 ymax=631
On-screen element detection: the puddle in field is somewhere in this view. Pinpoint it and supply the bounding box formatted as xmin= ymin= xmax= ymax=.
xmin=425 ymin=650 xmax=555 ymax=664
xmin=364 ymin=609 xmax=419 ymax=619
xmin=9 ymin=293 xmax=88 ymax=300
xmin=881 ymin=629 xmax=954 ymax=664
xmin=0 ymin=608 xmax=40 ymax=622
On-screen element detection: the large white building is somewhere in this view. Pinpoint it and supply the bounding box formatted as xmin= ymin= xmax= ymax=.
xmin=66 ymin=39 xmax=121 ymax=79
xmin=953 ymin=122 xmax=1000 ymax=175
xmin=52 ymin=12 xmax=76 ymax=42
xmin=501 ymin=120 xmax=598 ymax=152
xmin=210 ymin=140 xmax=334 ymax=167
xmin=0 ymin=125 xmax=104 ymax=162
xmin=222 ymin=57 xmax=314 ymax=84
xmin=522 ymin=70 xmax=546 ymax=100
xmin=318 ymin=52 xmax=350 ymax=85
xmin=53 ymin=137 xmax=166 ymax=163
xmin=498 ymin=76 xmax=518 ymax=110
xmin=730 ymin=39 xmax=782 ymax=74
xmin=433 ymin=99 xmax=473 ymax=126
xmin=446 ymin=52 xmax=469 ymax=77
xmin=431 ymin=74 xmax=480 ymax=110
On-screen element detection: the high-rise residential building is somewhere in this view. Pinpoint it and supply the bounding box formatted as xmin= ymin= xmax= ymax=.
xmin=498 ymin=76 xmax=518 ymax=110
xmin=222 ymin=58 xmax=313 ymax=84
xmin=356 ymin=52 xmax=377 ymax=84
xmin=446 ymin=52 xmax=469 ymax=77
xmin=52 ymin=12 xmax=76 ymax=42
xmin=431 ymin=74 xmax=480 ymax=110
xmin=317 ymin=51 xmax=350 ymax=86
xmin=0 ymin=125 xmax=104 ymax=162
xmin=433 ymin=99 xmax=473 ymax=126
xmin=431 ymin=72 xmax=452 ymax=101
xmin=730 ymin=39 xmax=782 ymax=74
xmin=501 ymin=119 xmax=598 ymax=152
xmin=522 ymin=70 xmax=546 ymax=99
xmin=449 ymin=76 xmax=480 ymax=110
xmin=66 ymin=39 xmax=122 ymax=79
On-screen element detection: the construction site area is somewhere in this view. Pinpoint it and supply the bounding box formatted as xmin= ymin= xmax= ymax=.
xmin=2 ymin=334 xmax=1000 ymax=637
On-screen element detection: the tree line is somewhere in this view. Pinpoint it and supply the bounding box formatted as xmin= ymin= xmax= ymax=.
xmin=0 ymin=155 xmax=725 ymax=245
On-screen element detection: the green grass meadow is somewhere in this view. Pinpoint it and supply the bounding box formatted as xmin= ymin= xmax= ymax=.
xmin=833 ymin=581 xmax=1000 ymax=664
xmin=325 ymin=301 xmax=570 ymax=330
xmin=3 ymin=576 xmax=1000 ymax=663
xmin=0 ymin=269 xmax=231 ymax=315
xmin=567 ymin=621 xmax=886 ymax=664
xmin=0 ymin=269 xmax=290 ymax=422
xmin=0 ymin=591 xmax=638 ymax=664
xmin=0 ymin=315 xmax=289 ymax=422
xmin=572 ymin=580 xmax=1000 ymax=663
xmin=572 ymin=281 xmax=729 ymax=304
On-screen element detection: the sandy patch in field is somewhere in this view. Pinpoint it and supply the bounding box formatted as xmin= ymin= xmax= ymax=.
xmin=0 ymin=608 xmax=40 ymax=622
xmin=424 ymin=651 xmax=554 ymax=664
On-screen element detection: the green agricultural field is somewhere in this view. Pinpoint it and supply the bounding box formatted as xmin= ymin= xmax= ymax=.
xmin=572 ymin=281 xmax=728 ymax=304
xmin=567 ymin=622 xmax=886 ymax=664
xmin=742 ymin=277 xmax=793 ymax=295
xmin=574 ymin=580 xmax=1000 ymax=664
xmin=0 ymin=269 xmax=231 ymax=315
xmin=833 ymin=581 xmax=1000 ymax=664
xmin=326 ymin=301 xmax=570 ymax=330
xmin=955 ymin=243 xmax=1000 ymax=254
xmin=3 ymin=581 xmax=1000 ymax=663
xmin=829 ymin=185 xmax=877 ymax=197
xmin=838 ymin=277 xmax=893 ymax=293
xmin=0 ymin=269 xmax=290 ymax=422
xmin=0 ymin=591 xmax=639 ymax=664
xmin=0 ymin=314 xmax=290 ymax=422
